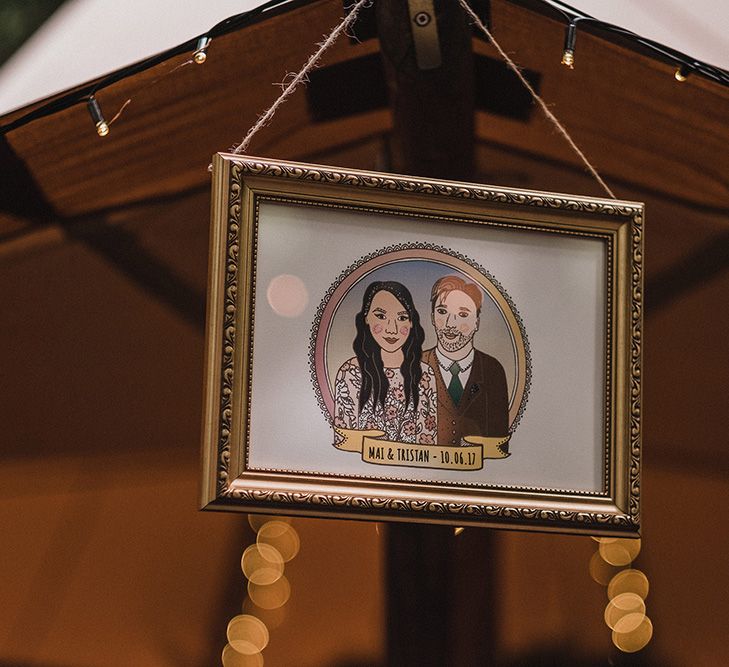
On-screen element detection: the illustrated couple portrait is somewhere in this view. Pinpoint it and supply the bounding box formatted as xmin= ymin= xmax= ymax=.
xmin=333 ymin=275 xmax=510 ymax=449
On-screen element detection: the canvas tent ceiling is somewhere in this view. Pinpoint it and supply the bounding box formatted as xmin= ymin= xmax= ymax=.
xmin=1 ymin=0 xmax=728 ymax=221
xmin=1 ymin=0 xmax=729 ymax=665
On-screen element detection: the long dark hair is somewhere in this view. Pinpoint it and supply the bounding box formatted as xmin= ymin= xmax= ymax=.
xmin=353 ymin=281 xmax=425 ymax=412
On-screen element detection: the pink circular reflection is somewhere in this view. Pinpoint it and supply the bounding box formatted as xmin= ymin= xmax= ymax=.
xmin=267 ymin=274 xmax=309 ymax=318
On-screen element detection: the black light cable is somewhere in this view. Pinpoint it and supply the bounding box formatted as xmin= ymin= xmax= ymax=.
xmin=561 ymin=19 xmax=578 ymax=68
xmin=86 ymin=95 xmax=109 ymax=137
xmin=194 ymin=36 xmax=212 ymax=64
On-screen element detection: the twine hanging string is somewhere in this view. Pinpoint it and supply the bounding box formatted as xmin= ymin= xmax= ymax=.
xmin=225 ymin=0 xmax=372 ymax=161
xmin=219 ymin=0 xmax=616 ymax=199
xmin=457 ymin=0 xmax=616 ymax=199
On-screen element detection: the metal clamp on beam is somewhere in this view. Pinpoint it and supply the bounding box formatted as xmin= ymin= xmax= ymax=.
xmin=407 ymin=0 xmax=441 ymax=70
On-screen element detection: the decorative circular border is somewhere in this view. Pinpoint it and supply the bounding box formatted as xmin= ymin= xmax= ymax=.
xmin=308 ymin=243 xmax=532 ymax=435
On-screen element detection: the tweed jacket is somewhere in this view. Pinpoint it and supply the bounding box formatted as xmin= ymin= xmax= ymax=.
xmin=422 ymin=347 xmax=509 ymax=446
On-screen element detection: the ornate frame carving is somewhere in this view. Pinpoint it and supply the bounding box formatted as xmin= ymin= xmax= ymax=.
xmin=201 ymin=154 xmax=642 ymax=536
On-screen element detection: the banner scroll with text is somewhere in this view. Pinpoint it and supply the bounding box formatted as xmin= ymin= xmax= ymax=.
xmin=335 ymin=428 xmax=510 ymax=471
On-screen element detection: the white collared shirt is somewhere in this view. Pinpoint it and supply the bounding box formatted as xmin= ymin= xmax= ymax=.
xmin=435 ymin=347 xmax=475 ymax=390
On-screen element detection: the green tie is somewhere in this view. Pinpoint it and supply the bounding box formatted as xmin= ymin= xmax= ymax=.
xmin=448 ymin=361 xmax=463 ymax=405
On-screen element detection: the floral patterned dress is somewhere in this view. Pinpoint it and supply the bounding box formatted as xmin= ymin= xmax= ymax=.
xmin=333 ymin=358 xmax=438 ymax=444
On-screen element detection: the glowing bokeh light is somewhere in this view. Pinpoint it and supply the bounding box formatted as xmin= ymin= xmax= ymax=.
xmin=608 ymin=568 xmax=649 ymax=600
xmin=227 ymin=614 xmax=269 ymax=654
xmin=612 ymin=615 xmax=653 ymax=653
xmin=241 ymin=544 xmax=284 ymax=585
xmin=454 ymin=527 xmax=465 ymax=536
xmin=243 ymin=597 xmax=287 ymax=631
xmin=222 ymin=643 xmax=264 ymax=667
xmin=248 ymin=514 xmax=292 ymax=533
xmin=604 ymin=592 xmax=645 ymax=630
xmin=612 ymin=611 xmax=646 ymax=634
xmin=599 ymin=537 xmax=641 ymax=566
xmin=588 ymin=550 xmax=620 ymax=586
xmin=590 ymin=536 xmax=617 ymax=544
xmin=266 ymin=274 xmax=308 ymax=318
xmin=257 ymin=521 xmax=300 ymax=562
xmin=248 ymin=575 xmax=291 ymax=610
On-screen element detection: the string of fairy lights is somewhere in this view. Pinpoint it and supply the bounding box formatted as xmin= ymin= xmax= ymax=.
xmin=223 ymin=516 xmax=301 ymax=666
xmin=530 ymin=0 xmax=729 ymax=84
xmin=26 ymin=0 xmax=719 ymax=139
xmin=589 ymin=536 xmax=653 ymax=653
xmin=86 ymin=36 xmax=211 ymax=137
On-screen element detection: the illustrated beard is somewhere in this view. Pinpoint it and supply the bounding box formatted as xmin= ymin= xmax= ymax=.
xmin=436 ymin=326 xmax=475 ymax=353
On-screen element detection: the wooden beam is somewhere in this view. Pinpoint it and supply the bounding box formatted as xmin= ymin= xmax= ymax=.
xmin=376 ymin=2 xmax=497 ymax=665
xmin=376 ymin=0 xmax=475 ymax=181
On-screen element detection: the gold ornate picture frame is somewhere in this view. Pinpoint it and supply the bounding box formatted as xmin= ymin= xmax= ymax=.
xmin=201 ymin=154 xmax=642 ymax=536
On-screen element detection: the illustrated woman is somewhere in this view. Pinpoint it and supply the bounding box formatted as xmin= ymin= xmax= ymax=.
xmin=334 ymin=281 xmax=438 ymax=444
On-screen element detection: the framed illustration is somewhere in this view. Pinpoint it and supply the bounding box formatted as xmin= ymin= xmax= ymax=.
xmin=200 ymin=154 xmax=643 ymax=536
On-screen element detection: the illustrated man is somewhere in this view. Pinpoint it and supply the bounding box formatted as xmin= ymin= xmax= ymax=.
xmin=422 ymin=275 xmax=509 ymax=446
